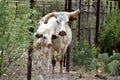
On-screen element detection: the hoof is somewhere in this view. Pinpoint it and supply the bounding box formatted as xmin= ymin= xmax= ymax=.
xmin=59 ymin=71 xmax=63 ymax=74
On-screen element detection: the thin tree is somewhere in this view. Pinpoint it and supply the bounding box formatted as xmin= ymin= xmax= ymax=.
xmin=66 ymin=0 xmax=72 ymax=72
xmin=95 ymin=0 xmax=100 ymax=47
xmin=27 ymin=0 xmax=34 ymax=80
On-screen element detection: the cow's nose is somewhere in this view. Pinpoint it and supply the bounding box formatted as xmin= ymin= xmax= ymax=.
xmin=48 ymin=43 xmax=52 ymax=48
xmin=59 ymin=31 xmax=66 ymax=36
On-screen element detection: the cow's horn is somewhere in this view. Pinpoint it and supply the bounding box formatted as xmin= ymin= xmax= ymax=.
xmin=69 ymin=9 xmax=80 ymax=20
xmin=44 ymin=12 xmax=55 ymax=24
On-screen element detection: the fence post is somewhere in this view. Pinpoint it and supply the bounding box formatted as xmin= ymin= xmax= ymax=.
xmin=118 ymin=0 xmax=120 ymax=9
xmin=65 ymin=0 xmax=68 ymax=11
xmin=106 ymin=1 xmax=108 ymax=18
xmin=30 ymin=0 xmax=35 ymax=9
xmin=106 ymin=1 xmax=108 ymax=12
xmin=110 ymin=2 xmax=112 ymax=16
xmin=72 ymin=21 xmax=77 ymax=56
xmin=80 ymin=0 xmax=84 ymax=48
xmin=63 ymin=0 xmax=68 ymax=67
xmin=42 ymin=2 xmax=45 ymax=16
xmin=66 ymin=0 xmax=72 ymax=72
xmin=78 ymin=0 xmax=81 ymax=41
xmin=27 ymin=0 xmax=35 ymax=80
xmin=95 ymin=0 xmax=100 ymax=47
xmin=114 ymin=1 xmax=117 ymax=9
xmin=90 ymin=0 xmax=95 ymax=47
xmin=88 ymin=0 xmax=91 ymax=46
xmin=27 ymin=28 xmax=34 ymax=80
xmin=85 ymin=0 xmax=90 ymax=45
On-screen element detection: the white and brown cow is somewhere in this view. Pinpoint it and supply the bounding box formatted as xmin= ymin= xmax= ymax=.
xmin=33 ymin=17 xmax=58 ymax=74
xmin=39 ymin=9 xmax=80 ymax=73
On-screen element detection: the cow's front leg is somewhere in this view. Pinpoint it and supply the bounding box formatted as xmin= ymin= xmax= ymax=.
xmin=59 ymin=59 xmax=62 ymax=73
xmin=59 ymin=55 xmax=64 ymax=73
xmin=51 ymin=55 xmax=56 ymax=73
xmin=38 ymin=59 xmax=42 ymax=74
xmin=46 ymin=52 xmax=51 ymax=73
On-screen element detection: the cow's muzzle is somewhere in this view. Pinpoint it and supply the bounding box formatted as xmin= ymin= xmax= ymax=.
xmin=48 ymin=43 xmax=52 ymax=48
xmin=59 ymin=31 xmax=66 ymax=36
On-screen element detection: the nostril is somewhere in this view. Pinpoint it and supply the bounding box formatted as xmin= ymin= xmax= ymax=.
xmin=59 ymin=31 xmax=66 ymax=36
xmin=48 ymin=43 xmax=52 ymax=48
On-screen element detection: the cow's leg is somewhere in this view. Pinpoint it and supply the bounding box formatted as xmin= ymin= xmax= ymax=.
xmin=51 ymin=55 xmax=56 ymax=73
xmin=38 ymin=59 xmax=42 ymax=74
xmin=59 ymin=47 xmax=67 ymax=73
xmin=46 ymin=52 xmax=51 ymax=73
xmin=47 ymin=59 xmax=50 ymax=72
xmin=59 ymin=59 xmax=62 ymax=73
xmin=59 ymin=55 xmax=64 ymax=73
xmin=38 ymin=66 xmax=42 ymax=74
xmin=47 ymin=52 xmax=52 ymax=73
xmin=63 ymin=54 xmax=66 ymax=67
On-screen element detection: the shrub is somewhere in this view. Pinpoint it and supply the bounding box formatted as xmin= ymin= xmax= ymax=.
xmin=35 ymin=0 xmax=64 ymax=16
xmin=108 ymin=60 xmax=120 ymax=75
xmin=0 ymin=0 xmax=32 ymax=76
xmin=98 ymin=53 xmax=109 ymax=63
xmin=96 ymin=53 xmax=120 ymax=75
xmin=71 ymin=41 xmax=100 ymax=68
xmin=99 ymin=10 xmax=120 ymax=54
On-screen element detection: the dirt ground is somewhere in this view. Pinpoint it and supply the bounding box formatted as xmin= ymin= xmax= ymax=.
xmin=0 ymin=53 xmax=120 ymax=80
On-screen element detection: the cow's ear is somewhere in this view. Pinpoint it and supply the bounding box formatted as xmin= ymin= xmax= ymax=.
xmin=35 ymin=34 xmax=43 ymax=38
xmin=69 ymin=9 xmax=80 ymax=20
xmin=52 ymin=35 xmax=58 ymax=39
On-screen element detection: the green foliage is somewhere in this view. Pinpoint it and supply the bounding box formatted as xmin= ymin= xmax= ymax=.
xmin=47 ymin=0 xmax=64 ymax=12
xmin=91 ymin=58 xmax=99 ymax=70
xmin=99 ymin=10 xmax=120 ymax=54
xmin=0 ymin=0 xmax=63 ymax=76
xmin=35 ymin=0 xmax=64 ymax=16
xmin=108 ymin=60 xmax=120 ymax=75
xmin=98 ymin=10 xmax=120 ymax=75
xmin=0 ymin=0 xmax=32 ymax=76
xmin=0 ymin=57 xmax=4 ymax=75
xmin=96 ymin=53 xmax=120 ymax=75
xmin=112 ymin=53 xmax=120 ymax=60
xmin=98 ymin=53 xmax=109 ymax=72
xmin=71 ymin=41 xmax=100 ymax=67
xmin=98 ymin=53 xmax=109 ymax=63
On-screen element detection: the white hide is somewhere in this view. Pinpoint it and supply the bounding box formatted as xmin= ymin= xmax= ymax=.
xmin=43 ymin=9 xmax=80 ymax=73
xmin=33 ymin=17 xmax=57 ymax=74
xmin=35 ymin=17 xmax=57 ymax=36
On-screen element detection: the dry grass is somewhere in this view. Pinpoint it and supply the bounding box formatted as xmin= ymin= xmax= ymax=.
xmin=0 ymin=53 xmax=120 ymax=80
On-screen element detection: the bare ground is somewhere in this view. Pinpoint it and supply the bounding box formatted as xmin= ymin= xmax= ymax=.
xmin=0 ymin=53 xmax=120 ymax=80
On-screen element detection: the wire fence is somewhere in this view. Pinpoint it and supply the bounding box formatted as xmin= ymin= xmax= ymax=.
xmin=71 ymin=0 xmax=119 ymax=49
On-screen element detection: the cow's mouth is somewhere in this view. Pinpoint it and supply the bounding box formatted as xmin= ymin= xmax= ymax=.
xmin=59 ymin=31 xmax=66 ymax=36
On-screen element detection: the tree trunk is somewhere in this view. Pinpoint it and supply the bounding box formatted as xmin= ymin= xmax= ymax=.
xmin=95 ymin=0 xmax=100 ymax=47
xmin=65 ymin=0 xmax=68 ymax=11
xmin=27 ymin=0 xmax=34 ymax=80
xmin=30 ymin=0 xmax=35 ymax=9
xmin=118 ymin=0 xmax=120 ymax=9
xmin=66 ymin=0 xmax=72 ymax=72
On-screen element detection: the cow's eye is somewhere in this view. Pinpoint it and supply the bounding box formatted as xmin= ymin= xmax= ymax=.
xmin=57 ymin=20 xmax=60 ymax=24
xmin=43 ymin=36 xmax=46 ymax=39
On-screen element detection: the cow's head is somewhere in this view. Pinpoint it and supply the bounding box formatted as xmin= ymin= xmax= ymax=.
xmin=34 ymin=33 xmax=57 ymax=48
xmin=44 ymin=9 xmax=80 ymax=36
